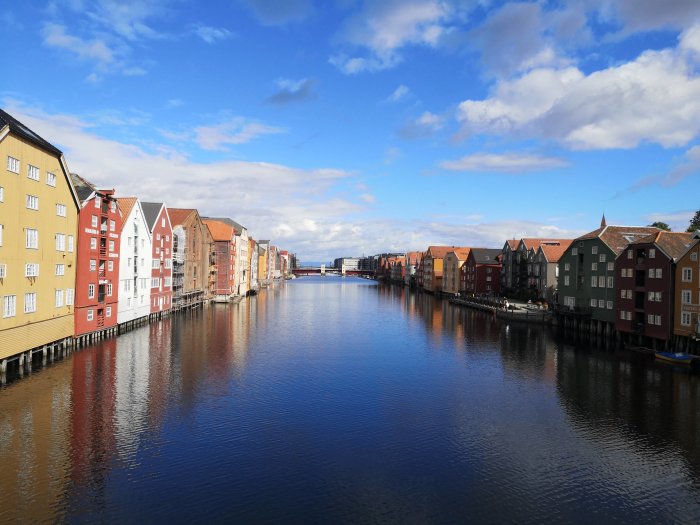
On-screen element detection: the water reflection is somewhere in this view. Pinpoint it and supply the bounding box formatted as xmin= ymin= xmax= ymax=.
xmin=1 ymin=279 xmax=700 ymax=522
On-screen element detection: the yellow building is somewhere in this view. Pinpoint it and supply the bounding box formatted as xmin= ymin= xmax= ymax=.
xmin=443 ymin=248 xmax=472 ymax=296
xmin=0 ymin=110 xmax=79 ymax=360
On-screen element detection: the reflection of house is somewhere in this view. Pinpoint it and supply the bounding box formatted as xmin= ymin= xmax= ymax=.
xmin=169 ymin=209 xmax=211 ymax=309
xmin=674 ymin=232 xmax=700 ymax=352
xmin=0 ymin=109 xmax=80 ymax=359
xmin=116 ymin=197 xmax=152 ymax=326
xmin=142 ymin=202 xmax=173 ymax=317
xmin=70 ymin=174 xmax=121 ymax=339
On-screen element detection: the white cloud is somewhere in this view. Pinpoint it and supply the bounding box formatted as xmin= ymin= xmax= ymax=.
xmin=195 ymin=25 xmax=233 ymax=44
xmin=387 ymin=84 xmax=410 ymax=103
xmin=266 ymin=78 xmax=317 ymax=105
xmin=457 ymin=30 xmax=700 ymax=150
xmin=42 ymin=23 xmax=115 ymax=64
xmin=597 ymin=0 xmax=700 ymax=33
xmin=194 ymin=118 xmax=284 ymax=150
xmin=440 ymin=152 xmax=569 ymax=173
xmin=399 ymin=111 xmax=445 ymax=139
xmin=332 ymin=0 xmax=455 ymax=74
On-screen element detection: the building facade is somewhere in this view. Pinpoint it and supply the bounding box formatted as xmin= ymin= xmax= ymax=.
xmin=142 ymin=202 xmax=173 ymax=316
xmin=462 ymin=248 xmax=502 ymax=295
xmin=169 ymin=209 xmax=211 ymax=308
xmin=443 ymin=248 xmax=471 ymax=296
xmin=202 ymin=219 xmax=236 ymax=301
xmin=70 ymin=174 xmax=120 ymax=337
xmin=0 ymin=110 xmax=80 ymax=358
xmin=674 ymin=232 xmax=700 ymax=352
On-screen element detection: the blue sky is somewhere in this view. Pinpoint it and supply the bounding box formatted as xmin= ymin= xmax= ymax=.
xmin=2 ymin=0 xmax=700 ymax=261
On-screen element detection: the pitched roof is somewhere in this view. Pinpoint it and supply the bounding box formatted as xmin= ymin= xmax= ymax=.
xmin=577 ymin=225 xmax=660 ymax=255
xmin=630 ymin=231 xmax=694 ymax=260
xmin=168 ymin=208 xmax=197 ymax=227
xmin=406 ymin=251 xmax=422 ymax=265
xmin=202 ymin=217 xmax=244 ymax=235
xmin=69 ymin=172 xmax=96 ymax=203
xmin=470 ymin=248 xmax=502 ymax=264
xmin=426 ymin=246 xmax=467 ymax=259
xmin=505 ymin=239 xmax=519 ymax=250
xmin=521 ymin=238 xmax=570 ymax=251
xmin=117 ymin=197 xmax=138 ymax=222
xmin=0 ymin=109 xmax=62 ymax=156
xmin=202 ymin=219 xmax=235 ymax=241
xmin=141 ymin=202 xmax=164 ymax=230
xmin=540 ymin=240 xmax=573 ymax=262
xmin=446 ymin=247 xmax=472 ymax=261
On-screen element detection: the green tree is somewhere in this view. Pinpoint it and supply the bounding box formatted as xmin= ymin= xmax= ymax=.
xmin=648 ymin=221 xmax=671 ymax=231
xmin=688 ymin=210 xmax=700 ymax=232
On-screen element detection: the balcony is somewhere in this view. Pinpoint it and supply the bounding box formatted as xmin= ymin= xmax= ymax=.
xmin=98 ymin=293 xmax=105 ymax=303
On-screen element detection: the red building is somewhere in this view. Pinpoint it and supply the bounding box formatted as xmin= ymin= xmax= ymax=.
xmin=142 ymin=202 xmax=173 ymax=315
xmin=69 ymin=174 xmax=120 ymax=336
xmin=615 ymin=231 xmax=693 ymax=349
xmin=462 ymin=248 xmax=502 ymax=295
xmin=202 ymin=219 xmax=236 ymax=301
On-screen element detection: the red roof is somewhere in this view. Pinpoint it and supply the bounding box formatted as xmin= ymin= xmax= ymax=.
xmin=168 ymin=208 xmax=197 ymax=227
xmin=540 ymin=240 xmax=573 ymax=262
xmin=578 ymin=225 xmax=660 ymax=255
xmin=202 ymin=219 xmax=235 ymax=241
xmin=116 ymin=197 xmax=138 ymax=233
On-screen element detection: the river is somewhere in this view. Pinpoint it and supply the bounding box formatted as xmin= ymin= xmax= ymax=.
xmin=1 ymin=276 xmax=700 ymax=523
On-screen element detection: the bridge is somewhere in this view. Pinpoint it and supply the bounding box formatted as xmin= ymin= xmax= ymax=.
xmin=292 ymin=267 xmax=375 ymax=277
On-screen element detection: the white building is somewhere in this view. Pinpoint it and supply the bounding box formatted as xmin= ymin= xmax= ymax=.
xmin=117 ymin=197 xmax=152 ymax=325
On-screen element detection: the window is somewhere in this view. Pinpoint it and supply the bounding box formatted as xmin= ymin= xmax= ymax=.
xmin=166 ymin=235 xmax=169 ymax=242
xmin=0 ymin=224 xmax=3 ymax=246
xmin=87 ymin=309 xmax=94 ymax=321
xmin=155 ymin=247 xmax=160 ymax=255
xmin=110 ymin=201 xmax=116 ymax=212
xmin=108 ymin=260 xmax=113 ymax=272
xmin=690 ymin=251 xmax=698 ymax=261
xmin=91 ymin=215 xmax=98 ymax=228
xmin=607 ymin=262 xmax=614 ymax=271
xmin=55 ymin=233 xmax=66 ymax=251
xmin=161 ymin=218 xmax=165 ymax=227
xmin=164 ymin=259 xmax=171 ymax=269
xmin=656 ymin=268 xmax=662 ymax=278
xmin=7 ymin=156 xmax=19 ymax=173
xmin=56 ymin=203 xmax=67 ymax=217
xmin=55 ymin=290 xmax=63 ymax=307
xmin=3 ymin=295 xmax=16 ymax=317
xmin=90 ymin=259 xmax=96 ymax=272
xmin=56 ymin=264 xmax=65 ymax=276
xmin=590 ymin=298 xmax=597 ymax=307
xmin=0 ymin=186 xmax=4 ymax=201
xmin=106 ymin=306 xmax=112 ymax=317
xmin=620 ymin=310 xmax=626 ymax=320
xmin=599 ymin=254 xmax=606 ymax=263
xmin=598 ymin=276 xmax=605 ymax=287
xmin=591 ymin=276 xmax=597 ymax=287
xmin=681 ymin=312 xmax=692 ymax=326
xmin=90 ymin=237 xmax=97 ymax=250
xmin=564 ymin=276 xmax=570 ymax=286
xmin=648 ymin=314 xmax=654 ymax=325
xmin=25 ymin=263 xmax=39 ymax=277
xmin=110 ymin=220 xmax=115 ymax=231
xmin=107 ymin=283 xmax=112 ymax=296
xmin=627 ymin=250 xmax=633 ymax=259
xmin=572 ymin=248 xmax=578 ymax=256
xmin=607 ymin=276 xmax=614 ymax=288
xmin=682 ymin=268 xmax=692 ymax=282
xmin=592 ymin=245 xmax=598 ymax=255
xmin=649 ymin=248 xmax=656 ymax=259
xmin=157 ymin=233 xmax=161 ymax=241
xmin=151 ymin=278 xmax=160 ymax=288
xmin=592 ymin=262 xmax=597 ymax=271
xmin=67 ymin=235 xmax=74 ymax=252
xmin=25 ymin=228 xmax=38 ymax=249
xmin=598 ymin=299 xmax=605 ymax=308
xmin=164 ymin=276 xmax=171 ymax=287
xmin=66 ymin=288 xmax=74 ymax=305
xmin=26 ymin=195 xmax=39 ymax=210
xmin=0 ymin=264 xmax=5 ymax=278
xmin=24 ymin=292 xmax=36 ymax=313
xmin=88 ymin=284 xmax=95 ymax=298
xmin=47 ymin=172 xmax=57 ymax=186
xmin=648 ymin=268 xmax=655 ymax=278
xmin=607 ymin=301 xmax=613 ymax=310
xmin=94 ymin=197 xmax=100 ymax=208
xmin=27 ymin=164 xmax=40 ymax=181
xmin=152 ymin=259 xmax=160 ymax=269
xmin=655 ymin=315 xmax=662 ymax=325
xmin=682 ymin=290 xmax=692 ymax=304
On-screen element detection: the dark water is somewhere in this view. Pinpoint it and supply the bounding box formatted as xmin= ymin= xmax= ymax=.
xmin=2 ymin=276 xmax=700 ymax=524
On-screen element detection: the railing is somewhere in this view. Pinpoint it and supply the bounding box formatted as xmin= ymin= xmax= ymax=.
xmin=98 ymin=293 xmax=105 ymax=303
xmin=97 ymin=315 xmax=105 ymax=328
xmin=99 ymin=247 xmax=107 ymax=257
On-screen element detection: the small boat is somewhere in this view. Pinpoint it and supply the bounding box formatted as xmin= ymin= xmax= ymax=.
xmin=655 ymin=352 xmax=694 ymax=365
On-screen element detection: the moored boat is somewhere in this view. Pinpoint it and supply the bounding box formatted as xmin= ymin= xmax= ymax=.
xmin=655 ymin=352 xmax=695 ymax=365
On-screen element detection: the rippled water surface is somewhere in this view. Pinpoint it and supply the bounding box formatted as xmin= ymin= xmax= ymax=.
xmin=2 ymin=276 xmax=700 ymax=523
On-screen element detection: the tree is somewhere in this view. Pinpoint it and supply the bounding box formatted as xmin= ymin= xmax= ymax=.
xmin=687 ymin=210 xmax=700 ymax=232
xmin=648 ymin=221 xmax=671 ymax=231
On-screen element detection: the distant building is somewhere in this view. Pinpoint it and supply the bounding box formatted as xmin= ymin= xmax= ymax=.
xmin=462 ymin=248 xmax=502 ymax=295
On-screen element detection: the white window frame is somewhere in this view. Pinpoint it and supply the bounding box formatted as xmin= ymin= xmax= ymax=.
xmin=3 ymin=295 xmax=17 ymax=317
xmin=25 ymin=228 xmax=38 ymax=249
xmin=26 ymin=194 xmax=39 ymax=210
xmin=25 ymin=263 xmax=39 ymax=277
xmin=682 ymin=268 xmax=692 ymax=282
xmin=56 ymin=203 xmax=67 ymax=217
xmin=24 ymin=292 xmax=36 ymax=313
xmin=682 ymin=290 xmax=692 ymax=304
xmin=55 ymin=233 xmax=66 ymax=251
xmin=55 ymin=289 xmax=64 ymax=308
xmin=87 ymin=309 xmax=94 ymax=321
xmin=67 ymin=235 xmax=74 ymax=252
xmin=56 ymin=263 xmax=65 ymax=276
xmin=66 ymin=288 xmax=74 ymax=306
xmin=27 ymin=164 xmax=40 ymax=181
xmin=88 ymin=283 xmax=95 ymax=298
xmin=7 ymin=156 xmax=20 ymax=174
xmin=46 ymin=172 xmax=57 ymax=187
